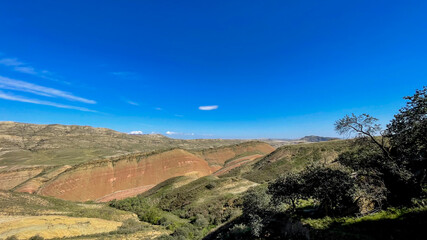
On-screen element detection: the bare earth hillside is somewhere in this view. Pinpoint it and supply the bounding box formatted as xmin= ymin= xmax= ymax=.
xmin=38 ymin=149 xmax=215 ymax=201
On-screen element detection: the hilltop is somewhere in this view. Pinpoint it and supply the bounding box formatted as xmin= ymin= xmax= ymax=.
xmin=0 ymin=121 xmax=246 ymax=166
xmin=261 ymin=135 xmax=338 ymax=147
xmin=0 ymin=125 xmax=274 ymax=202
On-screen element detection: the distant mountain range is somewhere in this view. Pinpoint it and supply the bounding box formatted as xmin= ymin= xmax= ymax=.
xmin=260 ymin=135 xmax=339 ymax=147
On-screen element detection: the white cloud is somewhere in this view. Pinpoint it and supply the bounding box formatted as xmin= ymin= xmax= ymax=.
xmin=0 ymin=76 xmax=96 ymax=104
xmin=155 ymin=107 xmax=162 ymax=111
xmin=0 ymin=90 xmax=95 ymax=112
xmin=129 ymin=131 xmax=143 ymax=135
xmin=166 ymin=131 xmax=177 ymax=135
xmin=199 ymin=105 xmax=218 ymax=111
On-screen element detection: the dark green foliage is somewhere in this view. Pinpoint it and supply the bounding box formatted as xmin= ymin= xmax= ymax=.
xmin=268 ymin=172 xmax=304 ymax=210
xmin=110 ymin=197 xmax=180 ymax=228
xmin=29 ymin=235 xmax=44 ymax=240
xmin=334 ymin=87 xmax=427 ymax=206
xmin=303 ymin=166 xmax=356 ymax=215
xmin=387 ymin=86 xmax=427 ymax=183
xmin=336 ymin=146 xmax=416 ymax=206
xmin=269 ymin=166 xmax=357 ymax=216
xmin=206 ymin=88 xmax=427 ymax=240
xmin=242 ymin=186 xmax=274 ymax=218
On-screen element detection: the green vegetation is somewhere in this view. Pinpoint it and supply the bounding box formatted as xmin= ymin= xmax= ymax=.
xmin=220 ymin=139 xmax=351 ymax=183
xmin=205 ymin=87 xmax=427 ymax=239
xmin=110 ymin=175 xmax=255 ymax=239
xmin=1 ymin=87 xmax=424 ymax=239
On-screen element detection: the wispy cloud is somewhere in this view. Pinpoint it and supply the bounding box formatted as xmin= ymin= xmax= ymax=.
xmin=174 ymin=114 xmax=184 ymax=117
xmin=199 ymin=105 xmax=218 ymax=111
xmin=0 ymin=57 xmax=66 ymax=83
xmin=0 ymin=76 xmax=96 ymax=104
xmin=165 ymin=131 xmax=195 ymax=136
xmin=0 ymin=90 xmax=95 ymax=112
xmin=126 ymin=100 xmax=139 ymax=106
xmin=0 ymin=58 xmax=23 ymax=67
xmin=155 ymin=107 xmax=162 ymax=111
xmin=14 ymin=66 xmax=37 ymax=75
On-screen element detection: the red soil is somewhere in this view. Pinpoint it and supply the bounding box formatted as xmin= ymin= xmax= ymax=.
xmin=196 ymin=142 xmax=274 ymax=166
xmin=213 ymin=154 xmax=264 ymax=176
xmin=95 ymin=184 xmax=156 ymax=202
xmin=39 ymin=149 xmax=213 ymax=201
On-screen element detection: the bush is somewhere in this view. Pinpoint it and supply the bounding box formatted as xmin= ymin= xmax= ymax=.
xmin=193 ymin=214 xmax=209 ymax=228
xmin=117 ymin=218 xmax=148 ymax=234
xmin=29 ymin=235 xmax=44 ymax=240
xmin=242 ymin=186 xmax=274 ymax=218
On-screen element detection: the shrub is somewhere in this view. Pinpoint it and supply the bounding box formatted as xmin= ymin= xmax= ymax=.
xmin=29 ymin=235 xmax=44 ymax=240
xmin=193 ymin=214 xmax=209 ymax=228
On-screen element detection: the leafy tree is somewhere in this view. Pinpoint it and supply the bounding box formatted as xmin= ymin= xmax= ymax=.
xmin=269 ymin=166 xmax=356 ymax=216
xmin=268 ymin=172 xmax=305 ymax=211
xmin=242 ymin=186 xmax=274 ymax=218
xmin=387 ymin=86 xmax=427 ymax=184
xmin=241 ymin=186 xmax=275 ymax=237
xmin=300 ymin=166 xmax=357 ymax=216
xmin=335 ymin=87 xmax=426 ymax=205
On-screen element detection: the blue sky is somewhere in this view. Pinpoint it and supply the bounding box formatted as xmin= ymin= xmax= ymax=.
xmin=0 ymin=0 xmax=426 ymax=139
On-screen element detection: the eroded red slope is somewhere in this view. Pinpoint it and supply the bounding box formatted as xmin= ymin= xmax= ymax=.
xmin=39 ymin=149 xmax=213 ymax=201
xmin=195 ymin=142 xmax=275 ymax=167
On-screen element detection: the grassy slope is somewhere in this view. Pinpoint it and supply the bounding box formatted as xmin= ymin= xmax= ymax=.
xmin=110 ymin=175 xmax=258 ymax=238
xmin=220 ymin=140 xmax=351 ymax=183
xmin=303 ymin=206 xmax=427 ymax=240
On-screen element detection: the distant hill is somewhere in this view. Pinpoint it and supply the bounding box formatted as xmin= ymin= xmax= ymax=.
xmin=299 ymin=135 xmax=339 ymax=142
xmin=0 ymin=121 xmax=246 ymax=166
xmin=1 ymin=141 xmax=274 ymax=202
xmin=261 ymin=135 xmax=338 ymax=147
